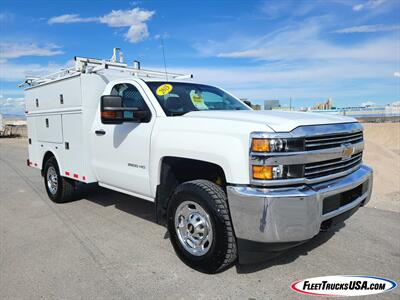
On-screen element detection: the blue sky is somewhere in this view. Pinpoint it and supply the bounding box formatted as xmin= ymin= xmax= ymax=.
xmin=1 ymin=0 xmax=399 ymax=115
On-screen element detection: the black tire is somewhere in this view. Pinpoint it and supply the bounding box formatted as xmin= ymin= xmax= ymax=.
xmin=43 ymin=157 xmax=77 ymax=203
xmin=167 ymin=179 xmax=237 ymax=273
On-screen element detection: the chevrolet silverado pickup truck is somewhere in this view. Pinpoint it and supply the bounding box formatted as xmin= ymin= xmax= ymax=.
xmin=22 ymin=50 xmax=373 ymax=273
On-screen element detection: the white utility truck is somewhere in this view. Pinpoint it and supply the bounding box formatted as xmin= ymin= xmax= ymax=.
xmin=22 ymin=49 xmax=373 ymax=273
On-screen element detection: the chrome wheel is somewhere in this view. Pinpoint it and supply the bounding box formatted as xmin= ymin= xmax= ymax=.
xmin=174 ymin=200 xmax=213 ymax=256
xmin=46 ymin=166 xmax=58 ymax=195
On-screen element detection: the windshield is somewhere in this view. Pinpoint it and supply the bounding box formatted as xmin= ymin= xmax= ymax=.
xmin=146 ymin=82 xmax=251 ymax=116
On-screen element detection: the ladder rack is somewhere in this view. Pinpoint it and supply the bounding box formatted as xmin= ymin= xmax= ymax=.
xmin=18 ymin=48 xmax=193 ymax=88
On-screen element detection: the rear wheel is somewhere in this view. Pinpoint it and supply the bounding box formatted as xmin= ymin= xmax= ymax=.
xmin=44 ymin=157 xmax=77 ymax=203
xmin=167 ymin=180 xmax=237 ymax=273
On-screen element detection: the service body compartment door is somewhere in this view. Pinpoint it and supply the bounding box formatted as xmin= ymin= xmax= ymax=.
xmin=60 ymin=113 xmax=86 ymax=179
xmin=35 ymin=115 xmax=63 ymax=143
xmin=27 ymin=116 xmax=40 ymax=167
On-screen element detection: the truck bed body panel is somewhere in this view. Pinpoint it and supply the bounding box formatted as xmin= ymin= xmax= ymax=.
xmin=25 ymin=75 xmax=82 ymax=112
xmin=25 ymin=74 xmax=108 ymax=183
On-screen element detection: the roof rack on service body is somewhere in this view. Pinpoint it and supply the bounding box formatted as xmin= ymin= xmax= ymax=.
xmin=18 ymin=47 xmax=193 ymax=88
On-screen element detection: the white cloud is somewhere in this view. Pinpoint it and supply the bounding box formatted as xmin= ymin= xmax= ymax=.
xmin=0 ymin=60 xmax=72 ymax=82
xmin=261 ymin=1 xmax=290 ymax=19
xmin=171 ymin=62 xmax=394 ymax=88
xmin=353 ymin=4 xmax=364 ymax=11
xmin=48 ymin=14 xmax=97 ymax=24
xmin=99 ymin=8 xmax=154 ymax=27
xmin=394 ymin=72 xmax=400 ymax=77
xmin=0 ymin=97 xmax=25 ymax=115
xmin=123 ymin=22 xmax=149 ymax=42
xmin=99 ymin=8 xmax=154 ymax=42
xmin=48 ymin=8 xmax=155 ymax=43
xmin=214 ymin=23 xmax=397 ymax=62
xmin=353 ymin=0 xmax=386 ymax=11
xmin=0 ymin=43 xmax=63 ymax=59
xmin=190 ymin=17 xmax=398 ymax=104
xmin=335 ymin=24 xmax=400 ymax=33
xmin=361 ymin=101 xmax=376 ymax=106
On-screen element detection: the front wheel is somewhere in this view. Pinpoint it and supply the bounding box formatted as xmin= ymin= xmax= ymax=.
xmin=167 ymin=180 xmax=237 ymax=273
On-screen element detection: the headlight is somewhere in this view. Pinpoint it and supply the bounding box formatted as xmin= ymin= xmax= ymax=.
xmin=251 ymin=138 xmax=304 ymax=152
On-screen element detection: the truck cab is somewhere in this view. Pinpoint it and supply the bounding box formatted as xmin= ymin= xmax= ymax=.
xmin=23 ymin=51 xmax=373 ymax=273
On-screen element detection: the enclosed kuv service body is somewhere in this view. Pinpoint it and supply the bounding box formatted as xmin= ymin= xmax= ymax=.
xmin=26 ymin=72 xmax=106 ymax=183
xmin=22 ymin=49 xmax=373 ymax=273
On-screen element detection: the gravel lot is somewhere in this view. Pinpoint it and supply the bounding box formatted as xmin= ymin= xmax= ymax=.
xmin=0 ymin=138 xmax=399 ymax=299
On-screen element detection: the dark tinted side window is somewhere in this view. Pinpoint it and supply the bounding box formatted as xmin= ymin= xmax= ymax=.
xmin=110 ymin=83 xmax=150 ymax=118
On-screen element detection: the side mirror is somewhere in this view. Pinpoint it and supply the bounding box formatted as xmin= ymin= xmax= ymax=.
xmin=243 ymin=100 xmax=252 ymax=108
xmin=101 ymin=95 xmax=151 ymax=124
xmin=101 ymin=95 xmax=124 ymax=124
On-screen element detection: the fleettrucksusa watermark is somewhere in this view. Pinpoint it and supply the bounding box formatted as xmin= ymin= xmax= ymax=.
xmin=291 ymin=276 xmax=397 ymax=297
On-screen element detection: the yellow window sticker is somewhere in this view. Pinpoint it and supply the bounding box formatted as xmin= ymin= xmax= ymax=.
xmin=190 ymin=91 xmax=208 ymax=109
xmin=156 ymin=84 xmax=173 ymax=96
xmin=191 ymin=94 xmax=204 ymax=104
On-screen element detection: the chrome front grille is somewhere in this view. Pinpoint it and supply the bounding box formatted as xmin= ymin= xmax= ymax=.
xmin=305 ymin=151 xmax=363 ymax=179
xmin=305 ymin=131 xmax=363 ymax=151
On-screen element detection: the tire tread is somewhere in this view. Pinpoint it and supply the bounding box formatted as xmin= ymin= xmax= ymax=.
xmin=182 ymin=179 xmax=237 ymax=272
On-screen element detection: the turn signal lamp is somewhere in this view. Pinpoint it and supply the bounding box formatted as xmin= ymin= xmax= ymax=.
xmin=251 ymin=138 xmax=270 ymax=152
xmin=251 ymin=137 xmax=304 ymax=152
xmin=252 ymin=165 xmax=285 ymax=180
xmin=252 ymin=166 xmax=273 ymax=180
xmin=101 ymin=111 xmax=117 ymax=119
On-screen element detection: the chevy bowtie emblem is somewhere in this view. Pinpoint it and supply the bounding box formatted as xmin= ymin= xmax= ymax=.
xmin=342 ymin=143 xmax=354 ymax=159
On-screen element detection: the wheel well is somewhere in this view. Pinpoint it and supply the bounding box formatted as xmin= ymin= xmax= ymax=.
xmin=155 ymin=157 xmax=226 ymax=225
xmin=41 ymin=151 xmax=55 ymax=176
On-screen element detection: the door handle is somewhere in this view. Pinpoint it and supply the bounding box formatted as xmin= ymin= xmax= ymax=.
xmin=95 ymin=129 xmax=106 ymax=136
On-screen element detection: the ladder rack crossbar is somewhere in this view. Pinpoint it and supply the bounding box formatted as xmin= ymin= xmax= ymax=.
xmin=19 ymin=53 xmax=193 ymax=88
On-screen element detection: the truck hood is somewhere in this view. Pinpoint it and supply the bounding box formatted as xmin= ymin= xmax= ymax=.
xmin=184 ymin=110 xmax=357 ymax=132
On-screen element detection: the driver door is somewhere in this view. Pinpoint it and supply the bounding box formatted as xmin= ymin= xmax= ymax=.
xmin=91 ymin=81 xmax=155 ymax=198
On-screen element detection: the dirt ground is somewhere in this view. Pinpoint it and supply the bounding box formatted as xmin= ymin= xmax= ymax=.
xmin=362 ymin=122 xmax=400 ymax=212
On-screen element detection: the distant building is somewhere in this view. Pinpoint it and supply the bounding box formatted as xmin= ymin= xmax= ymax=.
xmin=313 ymin=97 xmax=333 ymax=110
xmin=264 ymin=100 xmax=280 ymax=110
xmin=252 ymin=104 xmax=262 ymax=110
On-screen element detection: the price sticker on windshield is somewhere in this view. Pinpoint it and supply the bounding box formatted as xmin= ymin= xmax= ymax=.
xmin=191 ymin=94 xmax=204 ymax=104
xmin=190 ymin=91 xmax=208 ymax=110
xmin=156 ymin=84 xmax=173 ymax=96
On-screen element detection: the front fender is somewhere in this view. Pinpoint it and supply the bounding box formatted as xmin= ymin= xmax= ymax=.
xmin=149 ymin=117 xmax=269 ymax=197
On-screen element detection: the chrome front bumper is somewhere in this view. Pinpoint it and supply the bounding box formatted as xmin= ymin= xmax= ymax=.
xmin=227 ymin=165 xmax=373 ymax=244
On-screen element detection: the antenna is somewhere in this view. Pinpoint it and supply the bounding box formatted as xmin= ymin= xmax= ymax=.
xmin=161 ymin=36 xmax=168 ymax=81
